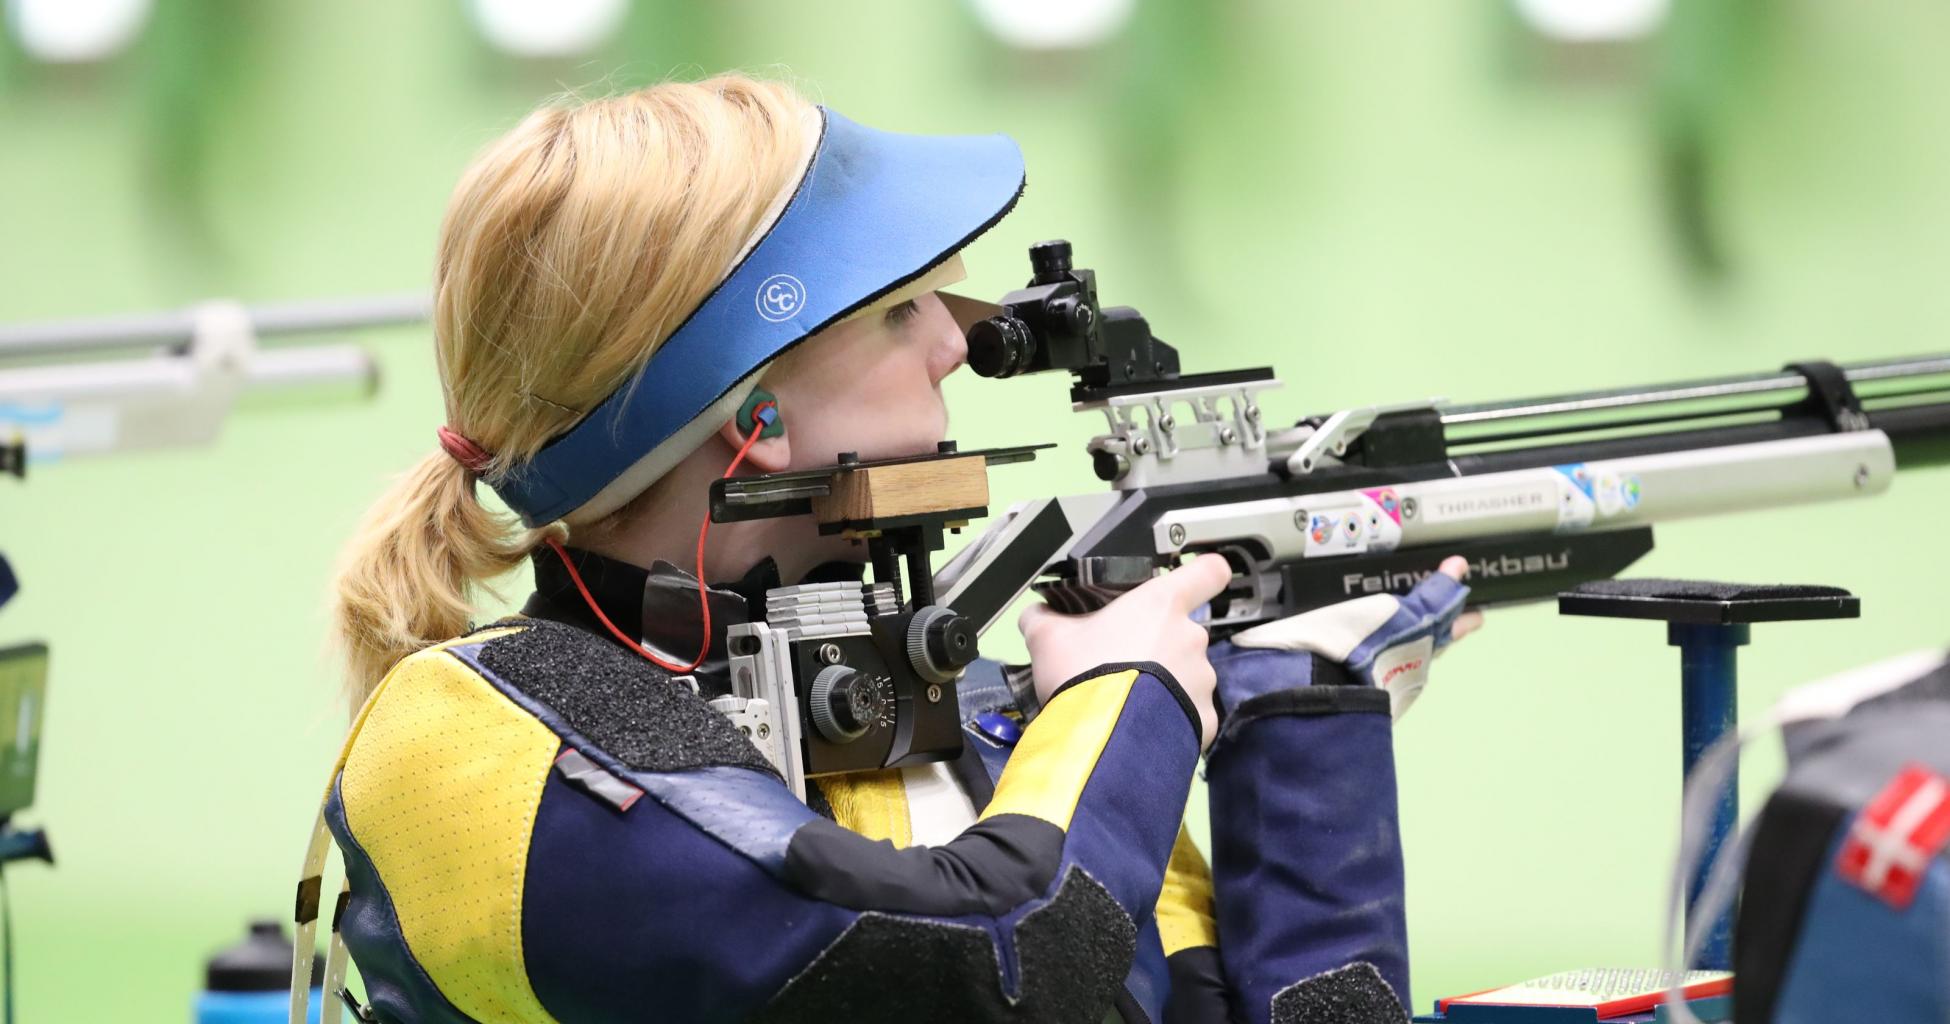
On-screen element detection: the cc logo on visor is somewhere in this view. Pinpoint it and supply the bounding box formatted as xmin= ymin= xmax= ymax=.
xmin=755 ymin=274 xmax=807 ymax=323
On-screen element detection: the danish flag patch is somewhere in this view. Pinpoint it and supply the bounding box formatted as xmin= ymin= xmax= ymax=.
xmin=1835 ymin=763 xmax=1950 ymax=909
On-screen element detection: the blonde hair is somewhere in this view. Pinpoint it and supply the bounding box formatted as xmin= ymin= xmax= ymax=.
xmin=331 ymin=75 xmax=818 ymax=705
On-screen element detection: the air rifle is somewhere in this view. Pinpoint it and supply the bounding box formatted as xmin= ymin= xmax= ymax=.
xmin=934 ymin=240 xmax=1950 ymax=641
xmin=704 ymin=240 xmax=1950 ymax=790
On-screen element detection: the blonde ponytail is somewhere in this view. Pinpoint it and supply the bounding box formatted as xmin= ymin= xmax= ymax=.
xmin=329 ymin=75 xmax=818 ymax=704
xmin=332 ymin=452 xmax=560 ymax=705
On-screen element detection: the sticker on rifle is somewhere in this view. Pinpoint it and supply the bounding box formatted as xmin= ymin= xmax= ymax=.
xmin=1595 ymin=472 xmax=1642 ymax=515
xmin=1303 ymin=495 xmax=1402 ymax=558
xmin=1553 ymin=464 xmax=1597 ymax=531
xmin=1555 ymin=463 xmax=1642 ymax=527
xmin=1416 ymin=483 xmax=1555 ymax=526
xmin=1363 ymin=487 xmax=1404 ymax=525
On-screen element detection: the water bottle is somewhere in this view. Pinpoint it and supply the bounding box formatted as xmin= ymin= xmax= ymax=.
xmin=194 ymin=920 xmax=323 ymax=1024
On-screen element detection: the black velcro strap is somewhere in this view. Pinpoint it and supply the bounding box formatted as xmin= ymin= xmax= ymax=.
xmin=331 ymin=889 xmax=352 ymax=933
xmin=1785 ymin=360 xmax=1868 ymax=432
xmin=295 ymin=876 xmax=322 ymax=925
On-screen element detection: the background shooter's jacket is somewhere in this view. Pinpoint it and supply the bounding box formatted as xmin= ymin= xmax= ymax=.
xmin=319 ymin=549 xmax=1433 ymax=1022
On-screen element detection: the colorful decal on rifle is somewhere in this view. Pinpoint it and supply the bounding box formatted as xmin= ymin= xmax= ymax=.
xmin=1552 ymin=463 xmax=1642 ymax=529
xmin=1594 ymin=471 xmax=1642 ymax=516
xmin=1555 ymin=463 xmax=1596 ymax=498
xmin=1553 ymin=464 xmax=1597 ymax=531
xmin=1363 ymin=487 xmax=1404 ymax=525
xmin=1302 ymin=494 xmax=1403 ymax=558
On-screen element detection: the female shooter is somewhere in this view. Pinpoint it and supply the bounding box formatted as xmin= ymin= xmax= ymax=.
xmin=315 ymin=75 xmax=1473 ymax=1024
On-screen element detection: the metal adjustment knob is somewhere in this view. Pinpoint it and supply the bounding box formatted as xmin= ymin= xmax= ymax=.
xmin=966 ymin=315 xmax=1036 ymax=378
xmin=1091 ymin=448 xmax=1127 ymax=482
xmin=1049 ymin=296 xmax=1095 ymax=335
xmin=1029 ymin=239 xmax=1073 ymax=282
xmin=907 ymin=605 xmax=978 ymax=684
xmin=808 ymin=664 xmax=875 ymax=743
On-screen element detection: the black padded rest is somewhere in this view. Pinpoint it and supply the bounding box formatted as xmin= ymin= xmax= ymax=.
xmin=1557 ymin=578 xmax=1859 ymax=624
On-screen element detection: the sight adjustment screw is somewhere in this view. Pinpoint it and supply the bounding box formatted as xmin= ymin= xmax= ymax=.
xmin=818 ymin=642 xmax=843 ymax=665
xmin=1168 ymin=523 xmax=1187 ymax=546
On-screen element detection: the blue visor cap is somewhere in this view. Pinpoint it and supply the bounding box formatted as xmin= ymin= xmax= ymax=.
xmin=492 ymin=107 xmax=1026 ymax=526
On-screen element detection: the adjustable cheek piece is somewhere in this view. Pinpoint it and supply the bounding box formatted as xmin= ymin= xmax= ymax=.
xmin=540 ymin=386 xmax=1025 ymax=801
xmin=704 ymin=440 xmax=1048 ymax=800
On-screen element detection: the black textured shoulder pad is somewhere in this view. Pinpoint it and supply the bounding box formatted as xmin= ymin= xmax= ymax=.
xmin=472 ymin=618 xmax=776 ymax=777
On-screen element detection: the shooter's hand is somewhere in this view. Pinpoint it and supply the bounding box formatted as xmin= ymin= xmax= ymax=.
xmin=1018 ymin=553 xmax=1232 ymax=750
xmin=1214 ymin=556 xmax=1477 ymax=725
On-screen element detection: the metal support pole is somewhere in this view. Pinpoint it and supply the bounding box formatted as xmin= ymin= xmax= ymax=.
xmin=1668 ymin=621 xmax=1747 ymax=971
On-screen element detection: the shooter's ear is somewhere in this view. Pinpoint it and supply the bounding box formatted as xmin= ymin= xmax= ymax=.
xmin=722 ymin=389 xmax=791 ymax=473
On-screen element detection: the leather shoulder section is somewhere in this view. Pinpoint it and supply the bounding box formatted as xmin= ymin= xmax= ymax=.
xmin=337 ymin=642 xmax=562 ymax=1024
xmin=460 ymin=617 xmax=774 ymax=776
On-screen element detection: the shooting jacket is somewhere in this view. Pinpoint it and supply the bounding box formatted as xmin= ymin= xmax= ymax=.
xmin=320 ymin=548 xmax=1410 ymax=1023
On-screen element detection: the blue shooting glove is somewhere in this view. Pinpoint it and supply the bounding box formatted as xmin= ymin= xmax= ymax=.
xmin=1200 ymin=569 xmax=1470 ymax=1024
xmin=1211 ymin=568 xmax=1470 ymax=727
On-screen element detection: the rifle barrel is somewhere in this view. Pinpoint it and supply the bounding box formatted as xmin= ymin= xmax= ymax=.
xmin=1439 ymin=355 xmax=1950 ymax=467
xmin=1442 ymin=354 xmax=1950 ymax=430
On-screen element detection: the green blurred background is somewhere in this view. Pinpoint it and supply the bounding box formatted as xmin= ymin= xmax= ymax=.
xmin=5 ymin=0 xmax=1950 ymax=1018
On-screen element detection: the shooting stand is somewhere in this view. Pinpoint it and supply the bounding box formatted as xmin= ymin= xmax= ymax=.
xmin=1557 ymin=579 xmax=1859 ymax=973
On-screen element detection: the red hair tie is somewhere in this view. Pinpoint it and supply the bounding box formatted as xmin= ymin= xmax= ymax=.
xmin=436 ymin=425 xmax=495 ymax=474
